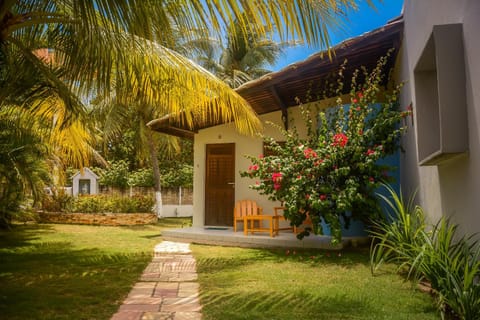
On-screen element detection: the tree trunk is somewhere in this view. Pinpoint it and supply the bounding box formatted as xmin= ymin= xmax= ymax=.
xmin=147 ymin=128 xmax=163 ymax=218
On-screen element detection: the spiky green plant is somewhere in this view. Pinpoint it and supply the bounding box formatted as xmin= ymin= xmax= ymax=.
xmin=370 ymin=184 xmax=426 ymax=274
xmin=412 ymin=219 xmax=480 ymax=320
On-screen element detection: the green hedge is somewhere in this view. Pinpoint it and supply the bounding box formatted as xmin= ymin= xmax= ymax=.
xmin=43 ymin=194 xmax=154 ymax=214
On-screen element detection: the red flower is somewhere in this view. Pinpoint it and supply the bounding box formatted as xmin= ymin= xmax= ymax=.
xmin=272 ymin=172 xmax=282 ymax=183
xmin=369 ymin=177 xmax=375 ymax=183
xmin=320 ymin=194 xmax=327 ymax=201
xmin=248 ymin=164 xmax=259 ymax=171
xmin=357 ymin=92 xmax=363 ymax=98
xmin=303 ymin=148 xmax=317 ymax=159
xmin=332 ymin=133 xmax=348 ymax=147
xmin=352 ymin=98 xmax=358 ymax=104
xmin=366 ymin=149 xmax=375 ymax=156
xmin=305 ymin=194 xmax=311 ymax=200
xmin=272 ymin=172 xmax=282 ymax=190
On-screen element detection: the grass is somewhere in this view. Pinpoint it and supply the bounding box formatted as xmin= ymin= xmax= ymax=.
xmin=1 ymin=220 xmax=439 ymax=320
xmin=0 ymin=218 xmax=190 ymax=320
xmin=193 ymin=245 xmax=439 ymax=320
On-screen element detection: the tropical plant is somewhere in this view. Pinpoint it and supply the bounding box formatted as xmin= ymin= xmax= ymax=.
xmin=370 ymin=186 xmax=480 ymax=320
xmin=370 ymin=184 xmax=427 ymax=274
xmin=196 ymin=13 xmax=289 ymax=88
xmin=96 ymin=160 xmax=130 ymax=191
xmin=412 ymin=219 xmax=480 ymax=320
xmin=241 ymin=54 xmax=410 ymax=244
xmin=1 ymin=0 xmax=363 ymax=141
xmin=0 ymin=115 xmax=50 ymax=228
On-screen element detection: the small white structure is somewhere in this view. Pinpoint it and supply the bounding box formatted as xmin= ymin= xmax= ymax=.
xmin=72 ymin=168 xmax=99 ymax=196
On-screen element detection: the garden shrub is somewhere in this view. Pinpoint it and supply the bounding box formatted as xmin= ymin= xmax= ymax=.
xmin=75 ymin=195 xmax=154 ymax=213
xmin=241 ymin=53 xmax=410 ymax=244
xmin=41 ymin=189 xmax=74 ymax=212
xmin=370 ymin=185 xmax=480 ymax=320
xmin=44 ymin=195 xmax=155 ymax=214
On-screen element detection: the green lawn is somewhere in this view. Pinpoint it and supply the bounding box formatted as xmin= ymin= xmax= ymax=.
xmin=1 ymin=221 xmax=439 ymax=320
xmin=193 ymin=245 xmax=439 ymax=320
xmin=0 ymin=218 xmax=190 ymax=320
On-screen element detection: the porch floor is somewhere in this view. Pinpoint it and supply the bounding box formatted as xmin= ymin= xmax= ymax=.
xmin=162 ymin=226 xmax=369 ymax=250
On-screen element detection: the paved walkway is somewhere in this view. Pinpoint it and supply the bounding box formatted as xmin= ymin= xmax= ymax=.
xmin=111 ymin=241 xmax=202 ymax=320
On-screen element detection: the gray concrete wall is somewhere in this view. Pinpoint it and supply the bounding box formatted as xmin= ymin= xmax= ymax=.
xmin=398 ymin=0 xmax=480 ymax=234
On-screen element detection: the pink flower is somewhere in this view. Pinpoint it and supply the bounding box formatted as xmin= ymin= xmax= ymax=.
xmin=332 ymin=133 xmax=348 ymax=147
xmin=303 ymin=148 xmax=317 ymax=159
xmin=366 ymin=149 xmax=375 ymax=156
xmin=272 ymin=172 xmax=282 ymax=183
xmin=320 ymin=194 xmax=327 ymax=201
xmin=357 ymin=92 xmax=363 ymax=98
xmin=259 ymin=154 xmax=264 ymax=159
xmin=352 ymin=98 xmax=358 ymax=104
xmin=248 ymin=164 xmax=259 ymax=171
xmin=272 ymin=172 xmax=282 ymax=190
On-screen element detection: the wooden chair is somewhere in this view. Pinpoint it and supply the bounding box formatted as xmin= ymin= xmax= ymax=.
xmin=273 ymin=207 xmax=294 ymax=234
xmin=272 ymin=206 xmax=312 ymax=234
xmin=233 ymin=200 xmax=262 ymax=233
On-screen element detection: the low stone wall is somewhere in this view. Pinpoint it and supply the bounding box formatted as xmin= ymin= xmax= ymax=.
xmin=39 ymin=212 xmax=158 ymax=226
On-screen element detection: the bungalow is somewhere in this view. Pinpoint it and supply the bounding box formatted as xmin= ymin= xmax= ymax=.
xmin=149 ymin=0 xmax=480 ymax=238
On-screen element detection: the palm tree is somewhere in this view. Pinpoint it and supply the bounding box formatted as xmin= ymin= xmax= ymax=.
xmin=197 ymin=16 xmax=290 ymax=88
xmin=1 ymin=1 xmax=361 ymax=135
xmin=91 ymin=97 xmax=182 ymax=217
xmin=0 ymin=0 xmax=363 ymax=225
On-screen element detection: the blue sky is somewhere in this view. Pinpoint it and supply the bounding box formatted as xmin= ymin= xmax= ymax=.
xmin=273 ymin=0 xmax=404 ymax=71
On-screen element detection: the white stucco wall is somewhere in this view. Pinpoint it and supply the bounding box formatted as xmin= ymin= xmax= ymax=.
xmin=398 ymin=0 xmax=480 ymax=234
xmin=192 ymin=105 xmax=311 ymax=227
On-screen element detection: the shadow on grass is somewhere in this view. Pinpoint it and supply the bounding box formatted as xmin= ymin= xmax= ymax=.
xmin=200 ymin=288 xmax=436 ymax=320
xmin=196 ymin=246 xmax=371 ymax=276
xmin=0 ymin=224 xmax=56 ymax=249
xmin=0 ymin=232 xmax=151 ymax=320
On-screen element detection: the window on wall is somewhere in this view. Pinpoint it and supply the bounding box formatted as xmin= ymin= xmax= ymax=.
xmin=414 ymin=23 xmax=468 ymax=166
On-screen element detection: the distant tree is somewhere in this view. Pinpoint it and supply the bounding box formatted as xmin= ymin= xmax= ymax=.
xmin=196 ymin=15 xmax=290 ymax=88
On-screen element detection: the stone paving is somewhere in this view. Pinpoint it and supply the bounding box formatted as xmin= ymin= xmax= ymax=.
xmin=111 ymin=241 xmax=202 ymax=320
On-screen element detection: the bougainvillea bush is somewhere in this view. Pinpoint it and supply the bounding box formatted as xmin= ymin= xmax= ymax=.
xmin=241 ymin=55 xmax=411 ymax=244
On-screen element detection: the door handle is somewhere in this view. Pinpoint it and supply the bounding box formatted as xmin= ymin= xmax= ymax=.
xmin=227 ymin=182 xmax=235 ymax=185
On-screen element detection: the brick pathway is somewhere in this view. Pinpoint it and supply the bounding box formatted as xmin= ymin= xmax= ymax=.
xmin=111 ymin=241 xmax=202 ymax=320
